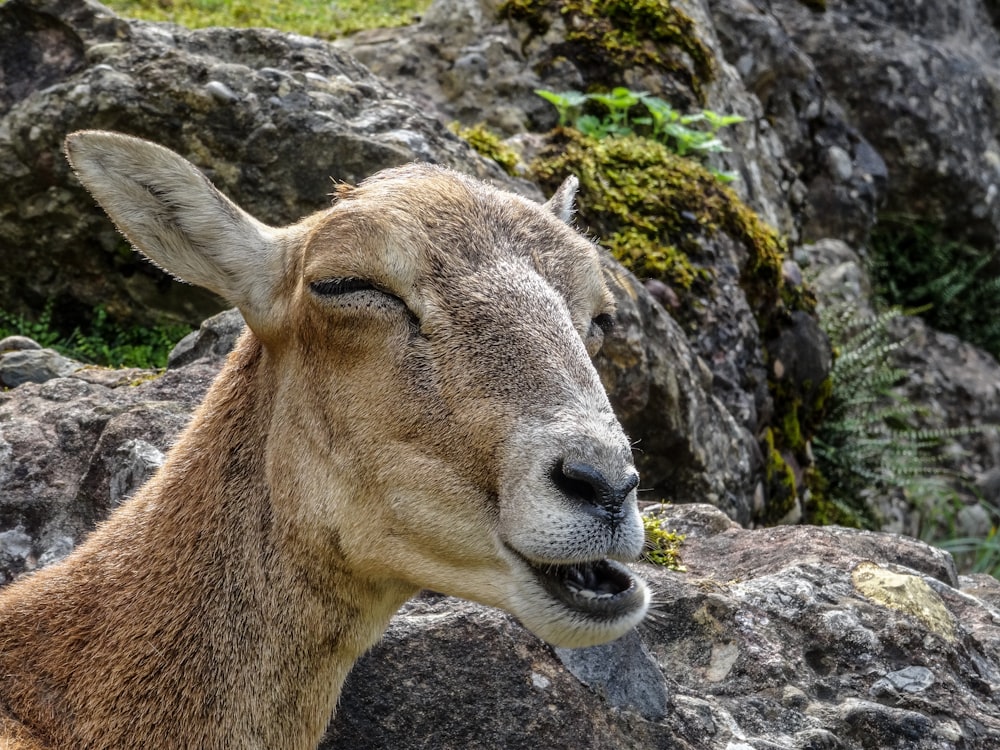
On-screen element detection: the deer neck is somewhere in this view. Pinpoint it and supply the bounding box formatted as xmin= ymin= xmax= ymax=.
xmin=0 ymin=334 xmax=414 ymax=750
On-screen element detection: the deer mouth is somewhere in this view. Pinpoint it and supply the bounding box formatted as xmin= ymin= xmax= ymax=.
xmin=521 ymin=556 xmax=646 ymax=618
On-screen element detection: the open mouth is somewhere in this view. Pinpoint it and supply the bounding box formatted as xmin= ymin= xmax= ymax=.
xmin=523 ymin=556 xmax=646 ymax=618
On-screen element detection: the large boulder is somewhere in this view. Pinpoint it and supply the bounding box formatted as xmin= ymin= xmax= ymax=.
xmin=0 ymin=0 xmax=531 ymax=331
xmin=765 ymin=0 xmax=1000 ymax=250
xmin=322 ymin=503 xmax=1000 ymax=749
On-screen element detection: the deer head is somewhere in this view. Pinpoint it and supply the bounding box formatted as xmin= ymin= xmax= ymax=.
xmin=64 ymin=131 xmax=650 ymax=648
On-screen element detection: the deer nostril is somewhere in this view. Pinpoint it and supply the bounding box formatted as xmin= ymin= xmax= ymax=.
xmin=552 ymin=460 xmax=639 ymax=514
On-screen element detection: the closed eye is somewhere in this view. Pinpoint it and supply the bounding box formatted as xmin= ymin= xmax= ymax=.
xmin=310 ymin=277 xmax=377 ymax=296
xmin=310 ymin=277 xmax=422 ymax=333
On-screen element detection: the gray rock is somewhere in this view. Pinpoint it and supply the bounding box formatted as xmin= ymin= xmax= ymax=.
xmin=707 ymin=0 xmax=888 ymax=247
xmin=767 ymin=0 xmax=1000 ymax=250
xmin=167 ymin=308 xmax=246 ymax=367
xmin=554 ymin=630 xmax=669 ymax=721
xmin=0 ymin=526 xmax=33 ymax=585
xmin=0 ymin=362 xmax=217 ymax=583
xmin=319 ymin=504 xmax=1000 ymax=749
xmin=0 ymin=336 xmax=42 ymax=353
xmin=871 ymin=665 xmax=936 ymax=696
xmin=0 ymin=348 xmax=83 ymax=388
xmin=108 ymin=439 xmax=166 ymax=507
xmin=0 ymin=0 xmax=530 ymax=331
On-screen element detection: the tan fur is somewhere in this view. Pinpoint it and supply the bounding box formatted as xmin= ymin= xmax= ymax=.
xmin=0 ymin=132 xmax=649 ymax=749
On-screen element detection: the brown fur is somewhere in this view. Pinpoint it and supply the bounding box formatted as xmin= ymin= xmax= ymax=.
xmin=0 ymin=133 xmax=648 ymax=749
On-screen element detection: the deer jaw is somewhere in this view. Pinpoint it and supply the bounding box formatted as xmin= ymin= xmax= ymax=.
xmin=64 ymin=132 xmax=649 ymax=648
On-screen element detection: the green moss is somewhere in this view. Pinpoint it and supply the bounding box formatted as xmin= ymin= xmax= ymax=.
xmin=769 ymin=373 xmax=831 ymax=463
xmin=762 ymin=427 xmax=798 ymax=523
xmin=804 ymin=466 xmax=864 ymax=528
xmin=642 ymin=511 xmax=686 ymax=570
xmin=781 ymin=405 xmax=804 ymax=453
xmin=449 ymin=122 xmax=522 ymax=177
xmin=530 ymin=129 xmax=787 ymax=303
xmin=501 ymin=0 xmax=713 ymax=101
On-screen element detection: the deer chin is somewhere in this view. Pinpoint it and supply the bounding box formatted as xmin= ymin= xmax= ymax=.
xmin=503 ymin=543 xmax=650 ymax=648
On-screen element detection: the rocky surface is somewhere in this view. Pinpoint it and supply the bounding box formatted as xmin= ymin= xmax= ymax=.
xmin=766 ymin=0 xmax=1000 ymax=249
xmin=322 ymin=503 xmax=1000 ymax=749
xmin=0 ymin=0 xmax=531 ymax=331
xmin=3 ymin=0 xmax=1000 ymax=746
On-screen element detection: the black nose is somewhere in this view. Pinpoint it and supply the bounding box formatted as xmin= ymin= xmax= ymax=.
xmin=552 ymin=460 xmax=639 ymax=517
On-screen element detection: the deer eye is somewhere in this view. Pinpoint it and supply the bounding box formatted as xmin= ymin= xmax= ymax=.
xmin=310 ymin=277 xmax=423 ymax=334
xmin=585 ymin=313 xmax=614 ymax=357
xmin=593 ymin=313 xmax=615 ymax=334
xmin=309 ymin=278 xmax=375 ymax=296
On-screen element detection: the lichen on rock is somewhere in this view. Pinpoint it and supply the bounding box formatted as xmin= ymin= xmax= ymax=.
xmin=500 ymin=0 xmax=714 ymax=101
xmin=851 ymin=561 xmax=956 ymax=642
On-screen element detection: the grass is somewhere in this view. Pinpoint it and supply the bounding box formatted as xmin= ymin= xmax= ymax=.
xmin=103 ymin=0 xmax=433 ymax=38
xmin=0 ymin=304 xmax=192 ymax=370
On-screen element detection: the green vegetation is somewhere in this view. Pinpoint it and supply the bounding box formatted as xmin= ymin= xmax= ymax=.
xmin=530 ymin=128 xmax=788 ymax=303
xmin=642 ymin=510 xmax=686 ymax=570
xmin=0 ymin=304 xmax=192 ymax=370
xmin=448 ymin=123 xmax=522 ymax=177
xmin=501 ymin=0 xmax=713 ymax=101
xmin=869 ymin=216 xmax=1000 ymax=358
xmin=103 ymin=0 xmax=432 ymax=38
xmin=809 ymin=305 xmax=957 ymax=528
xmin=937 ymin=520 xmax=1000 ymax=578
xmin=536 ymin=88 xmax=743 ymax=181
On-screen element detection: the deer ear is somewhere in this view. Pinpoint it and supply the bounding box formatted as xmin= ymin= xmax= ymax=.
xmin=65 ymin=130 xmax=281 ymax=321
xmin=544 ymin=175 xmax=579 ymax=224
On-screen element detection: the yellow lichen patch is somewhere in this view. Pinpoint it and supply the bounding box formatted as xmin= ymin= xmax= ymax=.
xmin=851 ymin=561 xmax=955 ymax=642
xmin=642 ymin=511 xmax=686 ymax=570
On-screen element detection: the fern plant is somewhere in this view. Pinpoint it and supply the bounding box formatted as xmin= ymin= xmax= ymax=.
xmin=811 ymin=305 xmax=954 ymax=527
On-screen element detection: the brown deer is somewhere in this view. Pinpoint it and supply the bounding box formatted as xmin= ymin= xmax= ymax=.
xmin=0 ymin=131 xmax=650 ymax=749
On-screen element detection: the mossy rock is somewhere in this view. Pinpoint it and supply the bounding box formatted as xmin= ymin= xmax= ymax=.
xmin=500 ymin=0 xmax=713 ymax=103
xmin=449 ymin=123 xmax=522 ymax=177
xmin=530 ymin=129 xmax=791 ymax=320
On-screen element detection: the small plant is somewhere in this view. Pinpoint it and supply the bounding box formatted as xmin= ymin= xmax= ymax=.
xmin=641 ymin=509 xmax=686 ymax=570
xmin=0 ymin=303 xmax=192 ymax=370
xmin=810 ymin=305 xmax=959 ymax=527
xmin=535 ymin=87 xmax=743 ymax=181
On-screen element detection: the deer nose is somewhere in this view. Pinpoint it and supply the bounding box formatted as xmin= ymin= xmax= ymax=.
xmin=551 ymin=459 xmax=640 ymax=518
